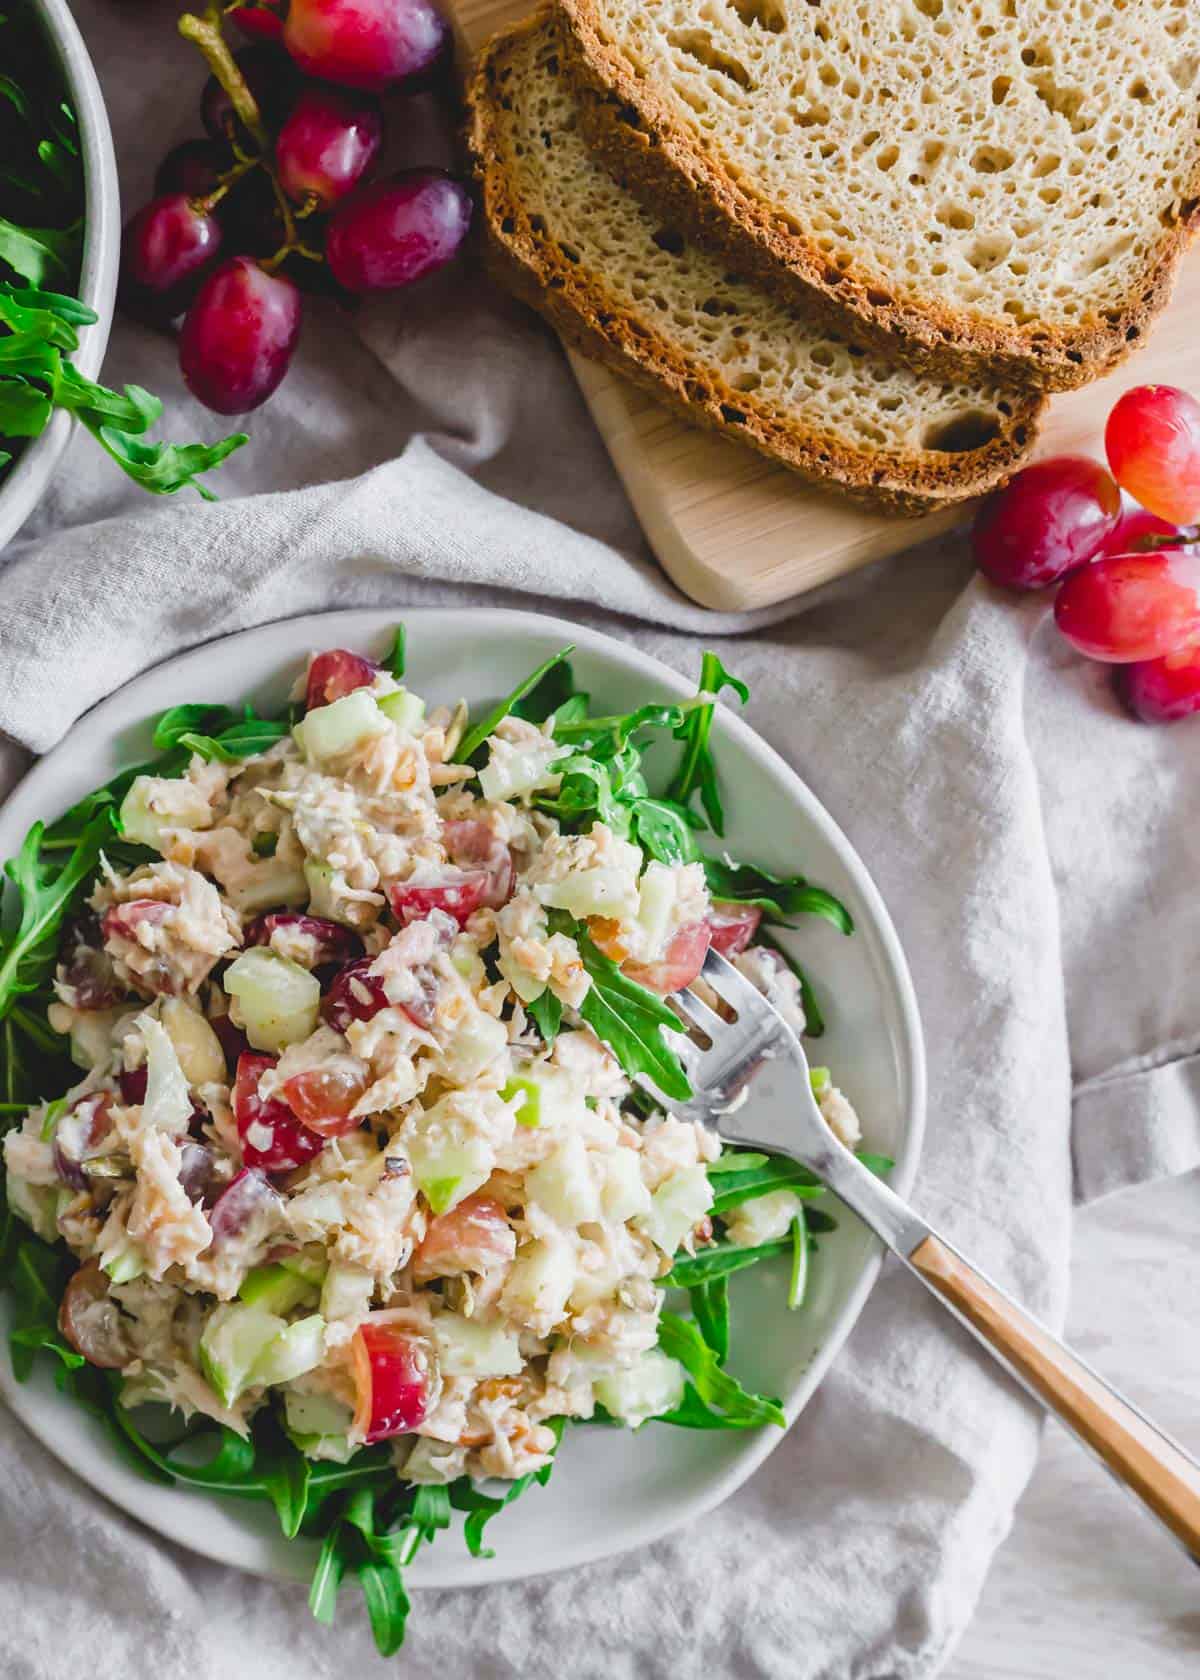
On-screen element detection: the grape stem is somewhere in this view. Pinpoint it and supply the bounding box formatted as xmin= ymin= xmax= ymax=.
xmin=178 ymin=6 xmax=269 ymax=153
xmin=1135 ymin=529 xmax=1200 ymax=553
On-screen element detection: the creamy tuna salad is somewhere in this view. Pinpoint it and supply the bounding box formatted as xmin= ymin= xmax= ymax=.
xmin=0 ymin=629 xmax=882 ymax=1655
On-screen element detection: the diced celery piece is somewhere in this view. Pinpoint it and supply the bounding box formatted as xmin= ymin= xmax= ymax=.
xmin=637 ymin=1162 xmax=714 ymax=1254
xmin=434 ymin=1314 xmax=523 ymax=1379
xmin=295 ymin=689 xmax=388 ymax=764
xmin=199 ymin=1301 xmax=287 ymax=1406
xmin=226 ymin=858 xmax=308 ymax=916
xmin=600 ymin=1148 xmax=652 ymax=1223
xmin=407 ymin=1128 xmax=493 ymax=1215
xmin=252 ymin=1314 xmax=326 ymax=1387
xmin=537 ymin=867 xmax=639 ymax=921
xmin=595 ymin=1349 xmax=685 ymax=1428
xmin=526 ymin=1135 xmax=600 ymax=1228
xmin=320 ymin=1262 xmax=374 ymax=1322
xmin=223 ymin=948 xmax=321 ymax=1052
xmin=500 ymin=1076 xmax=542 ymax=1129
xmin=102 ymin=1240 xmax=146 ymax=1285
xmin=68 ymin=1008 xmax=123 ymax=1071
xmin=303 ymin=858 xmax=340 ymax=921
xmin=39 ymin=1096 xmax=68 ymax=1142
xmin=239 ymin=1262 xmax=315 ymax=1315
xmin=809 ymin=1066 xmax=831 ymax=1096
xmin=376 ymin=689 xmax=426 ymax=733
xmin=279 ymin=1249 xmax=329 ymax=1286
xmin=284 ymin=1389 xmax=354 ymax=1439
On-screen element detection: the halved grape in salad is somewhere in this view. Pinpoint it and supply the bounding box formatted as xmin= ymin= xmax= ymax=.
xmin=0 ymin=629 xmax=887 ymax=1656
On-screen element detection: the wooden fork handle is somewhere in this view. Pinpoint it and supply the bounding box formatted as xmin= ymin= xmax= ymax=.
xmin=909 ymin=1234 xmax=1200 ymax=1560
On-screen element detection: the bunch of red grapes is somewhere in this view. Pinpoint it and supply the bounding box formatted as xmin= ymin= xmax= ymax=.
xmin=973 ymin=384 xmax=1200 ymax=723
xmin=118 ymin=0 xmax=471 ymax=414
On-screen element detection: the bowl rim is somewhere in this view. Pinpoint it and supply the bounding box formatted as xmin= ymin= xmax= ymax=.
xmin=0 ymin=605 xmax=927 ymax=1591
xmin=0 ymin=0 xmax=120 ymax=549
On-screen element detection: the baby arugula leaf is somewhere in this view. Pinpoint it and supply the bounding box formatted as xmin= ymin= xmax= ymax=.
xmin=563 ymin=918 xmax=693 ymax=1101
xmin=512 ymin=656 xmax=577 ymax=725
xmin=667 ymin=652 xmax=748 ymax=836
xmin=665 ymin=1237 xmax=792 ymax=1289
xmin=453 ymin=647 xmax=575 ymax=765
xmin=701 ymin=858 xmax=854 ymax=937
xmin=385 ymin=623 xmax=406 ymax=681
xmin=448 ymin=1417 xmax=564 ymax=1558
xmin=526 ymin=988 xmax=562 ymax=1047
xmin=0 ymin=808 xmax=112 ymax=1019
xmin=657 ymin=1312 xmax=785 ymax=1429
xmin=151 ymin=703 xmax=241 ymax=752
xmin=175 ymin=714 xmax=289 ymax=763
xmin=706 ymin=1152 xmax=824 ymax=1217
xmin=688 ymin=1277 xmax=729 ymax=1362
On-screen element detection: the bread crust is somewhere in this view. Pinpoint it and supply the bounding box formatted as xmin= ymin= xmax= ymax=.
xmin=465 ymin=13 xmax=1043 ymax=514
xmin=555 ymin=0 xmax=1200 ymax=393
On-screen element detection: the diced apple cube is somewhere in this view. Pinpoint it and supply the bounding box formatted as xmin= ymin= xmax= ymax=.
xmin=252 ymin=1314 xmax=326 ymax=1387
xmin=160 ymin=997 xmax=226 ymax=1087
xmin=199 ymin=1301 xmax=286 ymax=1406
xmin=595 ymin=1349 xmax=685 ymax=1428
xmin=500 ymin=1235 xmax=574 ymax=1332
xmin=636 ymin=1163 xmax=714 ymax=1255
xmin=320 ymin=1262 xmax=374 ymax=1322
xmin=294 ymin=689 xmax=389 ymax=764
xmin=376 ymin=689 xmax=426 ymax=734
xmin=119 ymin=774 xmax=215 ymax=851
xmin=433 ymin=1314 xmax=523 ymax=1379
xmin=601 ymin=1148 xmax=653 ymax=1223
xmin=526 ymin=1135 xmax=601 ymax=1229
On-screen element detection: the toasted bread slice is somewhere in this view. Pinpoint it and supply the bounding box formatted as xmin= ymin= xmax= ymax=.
xmin=555 ymin=0 xmax=1200 ymax=390
xmin=466 ymin=14 xmax=1042 ymax=514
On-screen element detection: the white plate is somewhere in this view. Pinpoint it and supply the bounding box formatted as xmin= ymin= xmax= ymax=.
xmin=0 ymin=609 xmax=925 ymax=1590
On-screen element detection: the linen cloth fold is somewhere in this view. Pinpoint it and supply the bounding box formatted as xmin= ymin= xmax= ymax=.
xmin=0 ymin=6 xmax=1197 ymax=1676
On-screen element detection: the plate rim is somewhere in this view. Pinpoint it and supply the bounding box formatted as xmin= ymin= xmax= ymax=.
xmin=0 ymin=605 xmax=926 ymax=1591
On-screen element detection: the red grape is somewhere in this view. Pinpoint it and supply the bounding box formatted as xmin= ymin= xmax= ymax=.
xmin=1116 ymin=644 xmax=1200 ymax=723
xmin=971 ymin=455 xmax=1121 ymax=591
xmin=1103 ymin=493 xmax=1180 ymax=557
xmin=623 ymin=921 xmax=712 ymax=995
xmin=201 ymin=44 xmax=296 ymax=146
xmin=179 ymin=257 xmax=302 ymax=415
xmin=234 ymin=1052 xmax=325 ymax=1171
xmin=275 ymin=86 xmax=383 ymax=211
xmin=217 ymin=168 xmax=288 ymax=260
xmin=442 ymin=819 xmax=515 ymax=908
xmin=282 ymin=0 xmax=449 ymax=92
xmin=207 ymin=1166 xmax=285 ymax=1244
xmin=325 ymin=171 xmax=471 ymax=292
xmin=280 ymin=1065 xmax=368 ymax=1136
xmin=119 ymin=193 xmax=223 ymax=326
xmin=387 ymin=873 xmax=491 ymax=928
xmin=351 ymin=1321 xmax=432 ymax=1441
xmin=1105 ymin=385 xmax=1200 ymax=527
xmin=246 ymin=912 xmax=364 ymax=966
xmin=59 ymin=1263 xmax=130 ymax=1369
xmin=706 ymin=902 xmax=761 ymax=957
xmin=414 ymin=1194 xmax=514 ymax=1280
xmin=1054 ymin=549 xmax=1200 ymax=662
xmin=306 ymin=647 xmax=378 ymax=709
xmin=154 ymin=138 xmax=230 ymax=200
xmin=232 ymin=0 xmax=286 ymax=40
xmin=322 ymin=956 xmax=389 ymax=1032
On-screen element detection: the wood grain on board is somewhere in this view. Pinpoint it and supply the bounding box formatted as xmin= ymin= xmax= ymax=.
xmin=453 ymin=0 xmax=1200 ymax=610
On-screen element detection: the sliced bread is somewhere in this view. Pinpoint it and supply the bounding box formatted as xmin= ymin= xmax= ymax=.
xmin=555 ymin=0 xmax=1200 ymax=390
xmin=466 ymin=14 xmax=1043 ymax=514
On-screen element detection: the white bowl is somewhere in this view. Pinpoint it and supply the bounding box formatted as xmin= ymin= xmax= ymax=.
xmin=0 ymin=608 xmax=925 ymax=1590
xmin=0 ymin=0 xmax=120 ymax=551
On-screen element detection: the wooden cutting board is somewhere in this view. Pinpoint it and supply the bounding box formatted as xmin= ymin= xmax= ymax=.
xmin=453 ymin=0 xmax=1200 ymax=610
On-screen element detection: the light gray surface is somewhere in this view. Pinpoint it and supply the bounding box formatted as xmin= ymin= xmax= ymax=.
xmin=0 ymin=4 xmax=1197 ymax=1674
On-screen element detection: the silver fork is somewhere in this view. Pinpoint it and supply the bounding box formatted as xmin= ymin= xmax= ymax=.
xmin=655 ymin=947 xmax=1200 ymax=1564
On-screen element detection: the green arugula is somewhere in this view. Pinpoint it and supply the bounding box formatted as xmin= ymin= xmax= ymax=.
xmin=526 ymin=988 xmax=562 ymax=1046
xmin=701 ymin=857 xmax=854 ymax=936
xmin=667 ymin=651 xmax=749 ymax=836
xmin=0 ymin=11 xmax=246 ymax=500
xmin=560 ymin=916 xmax=692 ymax=1101
xmin=452 ymin=646 xmax=575 ymax=765
xmin=687 ymin=1277 xmax=729 ymax=1361
xmin=657 ymin=1311 xmax=785 ymax=1429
